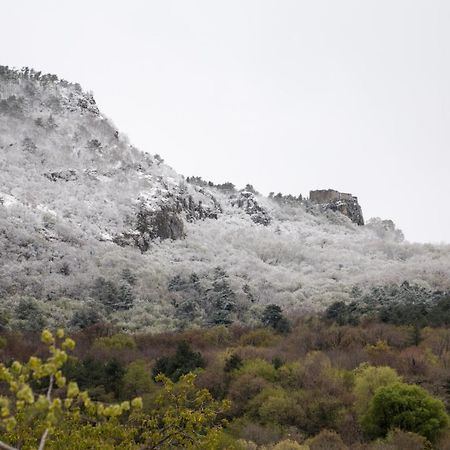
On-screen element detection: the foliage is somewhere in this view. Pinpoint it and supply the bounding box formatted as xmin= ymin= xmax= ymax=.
xmin=70 ymin=306 xmax=102 ymax=329
xmin=353 ymin=365 xmax=402 ymax=417
xmin=0 ymin=329 xmax=230 ymax=449
xmin=93 ymin=333 xmax=137 ymax=351
xmin=14 ymin=298 xmax=47 ymax=331
xmin=224 ymin=354 xmax=243 ymax=373
xmin=152 ymin=341 xmax=205 ymax=381
xmin=131 ymin=372 xmax=230 ymax=449
xmin=207 ymin=267 xmax=237 ymax=326
xmin=3 ymin=311 xmax=450 ymax=447
xmin=236 ymin=359 xmax=278 ymax=382
xmin=240 ymin=329 xmax=280 ymax=347
xmin=122 ymin=360 xmax=155 ymax=403
xmin=63 ymin=356 xmax=126 ymax=401
xmin=382 ymin=428 xmax=432 ymax=450
xmin=271 ymin=440 xmax=308 ymax=450
xmin=326 ymin=285 xmax=450 ymax=328
xmin=361 ymin=382 xmax=449 ymax=443
xmin=0 ymin=329 xmax=142 ymax=449
xmin=261 ymin=305 xmax=291 ymax=334
xmin=305 ymin=429 xmax=348 ymax=450
xmin=92 ymin=278 xmax=134 ymax=312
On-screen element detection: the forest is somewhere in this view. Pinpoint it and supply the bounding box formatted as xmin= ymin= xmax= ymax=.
xmin=2 ymin=66 xmax=450 ymax=449
xmin=2 ymin=305 xmax=450 ymax=449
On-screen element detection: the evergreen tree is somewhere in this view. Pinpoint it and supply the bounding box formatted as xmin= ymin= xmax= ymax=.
xmin=261 ymin=304 xmax=291 ymax=334
xmin=207 ymin=267 xmax=236 ymax=326
xmin=92 ymin=278 xmax=134 ymax=312
xmin=152 ymin=341 xmax=205 ymax=382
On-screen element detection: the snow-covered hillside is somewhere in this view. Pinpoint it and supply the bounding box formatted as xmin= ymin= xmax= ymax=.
xmin=1 ymin=66 xmax=449 ymax=332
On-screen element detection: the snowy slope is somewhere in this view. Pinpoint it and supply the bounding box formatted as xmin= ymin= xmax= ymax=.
xmin=1 ymin=66 xmax=449 ymax=332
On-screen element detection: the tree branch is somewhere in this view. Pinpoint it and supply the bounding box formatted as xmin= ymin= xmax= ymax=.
xmin=37 ymin=374 xmax=54 ymax=450
xmin=140 ymin=426 xmax=197 ymax=450
xmin=0 ymin=440 xmax=18 ymax=450
xmin=46 ymin=375 xmax=54 ymax=402
xmin=38 ymin=429 xmax=49 ymax=450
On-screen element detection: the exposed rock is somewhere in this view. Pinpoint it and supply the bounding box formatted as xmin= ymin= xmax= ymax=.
xmin=114 ymin=206 xmax=185 ymax=252
xmin=44 ymin=169 xmax=78 ymax=182
xmin=113 ymin=183 xmax=222 ymax=251
xmin=232 ymin=191 xmax=271 ymax=226
xmin=309 ymin=189 xmax=364 ymax=225
xmin=135 ymin=206 xmax=185 ymax=250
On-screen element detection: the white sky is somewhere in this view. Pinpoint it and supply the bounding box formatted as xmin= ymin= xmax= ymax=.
xmin=2 ymin=0 xmax=450 ymax=243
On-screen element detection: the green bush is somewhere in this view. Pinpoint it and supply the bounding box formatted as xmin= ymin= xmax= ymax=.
xmin=361 ymin=382 xmax=449 ymax=443
xmin=353 ymin=365 xmax=401 ymax=417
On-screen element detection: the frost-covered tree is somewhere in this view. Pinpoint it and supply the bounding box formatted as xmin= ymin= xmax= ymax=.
xmin=206 ymin=268 xmax=236 ymax=326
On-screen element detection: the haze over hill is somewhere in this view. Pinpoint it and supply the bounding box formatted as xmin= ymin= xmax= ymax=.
xmin=1 ymin=66 xmax=449 ymax=332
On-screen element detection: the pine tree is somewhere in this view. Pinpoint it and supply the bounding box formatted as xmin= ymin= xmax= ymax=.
xmin=207 ymin=268 xmax=236 ymax=326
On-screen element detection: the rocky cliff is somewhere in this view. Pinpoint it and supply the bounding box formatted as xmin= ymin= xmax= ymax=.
xmin=309 ymin=189 xmax=364 ymax=226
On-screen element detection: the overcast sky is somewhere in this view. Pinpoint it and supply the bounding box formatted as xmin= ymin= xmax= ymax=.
xmin=2 ymin=1 xmax=450 ymax=243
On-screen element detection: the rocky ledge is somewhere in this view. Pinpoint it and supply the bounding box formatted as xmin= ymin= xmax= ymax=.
xmin=309 ymin=189 xmax=364 ymax=226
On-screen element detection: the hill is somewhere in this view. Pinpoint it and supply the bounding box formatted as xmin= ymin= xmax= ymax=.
xmin=1 ymin=65 xmax=449 ymax=332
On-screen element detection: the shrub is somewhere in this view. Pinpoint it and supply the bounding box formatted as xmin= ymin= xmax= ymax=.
xmin=305 ymin=429 xmax=348 ymax=450
xmin=272 ymin=439 xmax=308 ymax=450
xmin=225 ymin=354 xmax=244 ymax=372
xmin=353 ymin=365 xmax=401 ymax=417
xmin=237 ymin=359 xmax=278 ymax=382
xmin=228 ymin=374 xmax=270 ymax=416
xmin=94 ymin=334 xmax=137 ymax=351
xmin=152 ymin=341 xmax=205 ymax=381
xmin=250 ymin=387 xmax=303 ymax=428
xmin=226 ymin=418 xmax=284 ymax=446
xmin=383 ymin=428 xmax=432 ymax=450
xmin=361 ymin=382 xmax=449 ymax=443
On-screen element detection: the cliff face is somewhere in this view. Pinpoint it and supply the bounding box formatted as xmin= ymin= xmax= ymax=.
xmin=309 ymin=189 xmax=364 ymax=226
xmin=1 ymin=66 xmax=449 ymax=332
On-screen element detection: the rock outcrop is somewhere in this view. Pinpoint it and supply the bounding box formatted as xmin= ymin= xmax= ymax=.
xmin=309 ymin=189 xmax=364 ymax=225
xmin=44 ymin=169 xmax=78 ymax=182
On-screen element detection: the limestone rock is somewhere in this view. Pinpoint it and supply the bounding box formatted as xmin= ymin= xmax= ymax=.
xmin=309 ymin=189 xmax=364 ymax=225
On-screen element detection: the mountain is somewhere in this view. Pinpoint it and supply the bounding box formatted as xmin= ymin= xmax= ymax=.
xmin=1 ymin=66 xmax=449 ymax=332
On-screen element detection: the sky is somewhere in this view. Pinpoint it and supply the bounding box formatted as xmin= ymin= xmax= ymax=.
xmin=1 ymin=0 xmax=450 ymax=243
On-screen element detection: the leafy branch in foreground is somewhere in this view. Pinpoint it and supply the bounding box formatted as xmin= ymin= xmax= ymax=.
xmin=0 ymin=329 xmax=142 ymax=450
xmin=133 ymin=372 xmax=230 ymax=449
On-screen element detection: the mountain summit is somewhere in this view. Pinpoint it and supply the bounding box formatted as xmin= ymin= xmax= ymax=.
xmin=1 ymin=66 xmax=449 ymax=332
